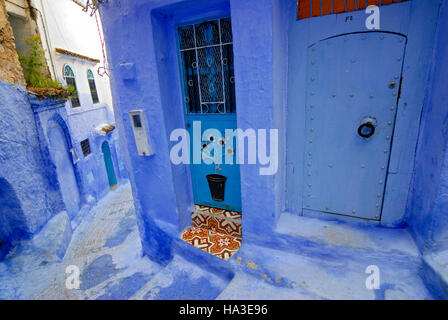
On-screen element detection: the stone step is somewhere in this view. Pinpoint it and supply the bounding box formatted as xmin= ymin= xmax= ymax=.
xmin=422 ymin=249 xmax=448 ymax=299
xmin=130 ymin=255 xmax=230 ymax=300
xmin=223 ymin=242 xmax=432 ymax=300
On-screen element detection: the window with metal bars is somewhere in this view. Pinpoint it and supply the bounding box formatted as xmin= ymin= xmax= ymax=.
xmin=80 ymin=139 xmax=91 ymax=157
xmin=63 ymin=65 xmax=81 ymax=108
xmin=87 ymin=69 xmax=99 ymax=104
xmin=297 ymin=0 xmax=410 ymax=20
xmin=177 ymin=18 xmax=236 ymax=114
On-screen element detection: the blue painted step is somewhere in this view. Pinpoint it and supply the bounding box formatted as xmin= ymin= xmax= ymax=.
xmin=130 ymin=255 xmax=231 ymax=300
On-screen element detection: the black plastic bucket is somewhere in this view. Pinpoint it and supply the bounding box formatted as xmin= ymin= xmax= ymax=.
xmin=206 ymin=174 xmax=227 ymax=202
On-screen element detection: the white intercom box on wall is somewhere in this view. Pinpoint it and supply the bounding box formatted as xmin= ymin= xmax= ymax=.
xmin=129 ymin=110 xmax=154 ymax=156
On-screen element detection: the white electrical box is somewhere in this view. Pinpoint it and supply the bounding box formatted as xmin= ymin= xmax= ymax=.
xmin=129 ymin=110 xmax=154 ymax=156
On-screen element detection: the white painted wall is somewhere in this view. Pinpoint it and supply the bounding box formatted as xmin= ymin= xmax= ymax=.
xmin=5 ymin=0 xmax=28 ymax=18
xmin=32 ymin=0 xmax=114 ymax=116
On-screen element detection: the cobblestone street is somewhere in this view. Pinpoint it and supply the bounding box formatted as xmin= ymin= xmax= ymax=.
xmin=0 ymin=183 xmax=163 ymax=299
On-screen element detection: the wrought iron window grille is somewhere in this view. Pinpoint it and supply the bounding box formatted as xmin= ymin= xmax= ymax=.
xmin=63 ymin=65 xmax=81 ymax=108
xmin=178 ymin=18 xmax=236 ymax=114
xmin=80 ymin=139 xmax=91 ymax=157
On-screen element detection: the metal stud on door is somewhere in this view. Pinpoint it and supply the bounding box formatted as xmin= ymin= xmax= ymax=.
xmin=303 ymin=32 xmax=406 ymax=220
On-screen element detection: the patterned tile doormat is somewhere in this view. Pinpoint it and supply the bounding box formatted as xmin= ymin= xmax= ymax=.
xmin=181 ymin=205 xmax=242 ymax=260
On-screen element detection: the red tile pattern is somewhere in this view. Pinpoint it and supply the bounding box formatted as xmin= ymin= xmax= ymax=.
xmin=181 ymin=205 xmax=242 ymax=260
xmin=192 ymin=205 xmax=242 ymax=239
xmin=181 ymin=227 xmax=242 ymax=260
xmin=297 ymin=0 xmax=409 ymax=20
xmin=195 ymin=205 xmax=242 ymax=219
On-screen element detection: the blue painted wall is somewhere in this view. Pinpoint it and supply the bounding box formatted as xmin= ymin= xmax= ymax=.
xmin=30 ymin=94 xmax=127 ymax=218
xmin=30 ymin=96 xmax=82 ymax=219
xmin=99 ymin=0 xmax=288 ymax=263
xmin=100 ymin=0 xmax=181 ymax=263
xmin=63 ymin=105 xmax=126 ymax=204
xmin=99 ymin=0 xmax=447 ymax=273
xmin=0 ymin=76 xmax=128 ymax=259
xmin=407 ymin=0 xmax=448 ymax=252
xmin=230 ymin=0 xmax=286 ymax=235
xmin=0 ymin=80 xmax=62 ymax=257
xmin=150 ymin=1 xmax=231 ymax=231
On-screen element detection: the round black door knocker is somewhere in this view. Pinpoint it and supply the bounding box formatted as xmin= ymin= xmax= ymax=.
xmin=358 ymin=121 xmax=376 ymax=139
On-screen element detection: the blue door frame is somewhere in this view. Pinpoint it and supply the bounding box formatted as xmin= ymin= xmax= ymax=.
xmin=177 ymin=17 xmax=242 ymax=212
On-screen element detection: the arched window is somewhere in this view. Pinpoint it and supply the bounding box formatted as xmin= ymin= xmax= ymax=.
xmin=87 ymin=69 xmax=99 ymax=104
xmin=63 ymin=65 xmax=80 ymax=108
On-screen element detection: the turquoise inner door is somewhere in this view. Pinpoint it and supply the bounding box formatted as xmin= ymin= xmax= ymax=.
xmin=102 ymin=141 xmax=117 ymax=187
xmin=303 ymin=32 xmax=407 ymax=220
xmin=178 ymin=18 xmax=241 ymax=212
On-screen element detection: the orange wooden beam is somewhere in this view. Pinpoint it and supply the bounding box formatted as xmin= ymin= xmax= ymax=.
xmin=333 ymin=0 xmax=346 ymax=14
xmin=322 ymin=0 xmax=332 ymax=15
xmin=298 ymin=0 xmax=409 ymax=20
xmin=346 ymin=0 xmax=357 ymax=12
xmin=356 ymin=0 xmax=367 ymax=9
xmin=311 ymin=0 xmax=322 ymax=17
xmin=298 ymin=0 xmax=311 ymax=20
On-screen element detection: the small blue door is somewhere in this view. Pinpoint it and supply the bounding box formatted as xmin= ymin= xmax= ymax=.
xmin=102 ymin=141 xmax=117 ymax=188
xmin=303 ymin=32 xmax=406 ymax=220
xmin=178 ymin=18 xmax=241 ymax=212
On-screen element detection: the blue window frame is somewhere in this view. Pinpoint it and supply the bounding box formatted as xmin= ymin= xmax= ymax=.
xmin=87 ymin=69 xmax=99 ymax=104
xmin=63 ymin=65 xmax=80 ymax=108
xmin=178 ymin=18 xmax=235 ymax=114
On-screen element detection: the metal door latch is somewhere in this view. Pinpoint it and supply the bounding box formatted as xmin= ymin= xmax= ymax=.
xmin=358 ymin=117 xmax=377 ymax=139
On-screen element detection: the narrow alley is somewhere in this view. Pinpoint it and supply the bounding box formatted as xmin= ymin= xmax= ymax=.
xmin=2 ymin=0 xmax=448 ymax=302
xmin=0 ymin=183 xmax=434 ymax=300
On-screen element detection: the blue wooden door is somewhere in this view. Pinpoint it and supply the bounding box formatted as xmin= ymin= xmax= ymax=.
xmin=303 ymin=32 xmax=406 ymax=220
xmin=102 ymin=141 xmax=117 ymax=187
xmin=178 ymin=18 xmax=241 ymax=212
